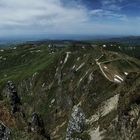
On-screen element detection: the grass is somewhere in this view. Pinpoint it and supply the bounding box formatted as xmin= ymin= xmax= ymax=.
xmin=0 ymin=45 xmax=61 ymax=86
xmin=0 ymin=43 xmax=140 ymax=140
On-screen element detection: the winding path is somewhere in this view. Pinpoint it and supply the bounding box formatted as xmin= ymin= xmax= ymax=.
xmin=95 ymin=55 xmax=124 ymax=83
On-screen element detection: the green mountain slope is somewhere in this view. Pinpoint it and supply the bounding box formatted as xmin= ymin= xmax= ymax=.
xmin=0 ymin=44 xmax=140 ymax=140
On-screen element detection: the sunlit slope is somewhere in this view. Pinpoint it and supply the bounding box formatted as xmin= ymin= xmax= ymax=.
xmin=0 ymin=44 xmax=140 ymax=140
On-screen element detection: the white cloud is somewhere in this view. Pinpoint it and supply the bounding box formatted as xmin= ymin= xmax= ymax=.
xmin=0 ymin=0 xmax=88 ymax=32
xmin=90 ymin=9 xmax=127 ymax=21
xmin=0 ymin=0 xmax=139 ymax=36
xmin=101 ymin=0 xmax=125 ymax=11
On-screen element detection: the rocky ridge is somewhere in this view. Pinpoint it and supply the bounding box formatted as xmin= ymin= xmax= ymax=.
xmin=0 ymin=44 xmax=140 ymax=140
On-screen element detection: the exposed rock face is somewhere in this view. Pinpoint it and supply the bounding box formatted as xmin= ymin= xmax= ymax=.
xmin=31 ymin=113 xmax=45 ymax=133
xmin=28 ymin=113 xmax=50 ymax=140
xmin=0 ymin=122 xmax=11 ymax=140
xmin=0 ymin=45 xmax=140 ymax=140
xmin=7 ymin=81 xmax=22 ymax=114
xmin=66 ymin=106 xmax=86 ymax=140
xmin=116 ymin=75 xmax=140 ymax=140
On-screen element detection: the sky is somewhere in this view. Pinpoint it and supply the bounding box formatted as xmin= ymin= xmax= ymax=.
xmin=0 ymin=0 xmax=140 ymax=38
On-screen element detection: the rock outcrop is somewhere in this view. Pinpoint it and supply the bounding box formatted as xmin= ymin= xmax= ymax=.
xmin=66 ymin=106 xmax=86 ymax=140
xmin=0 ymin=44 xmax=140 ymax=140
xmin=6 ymin=81 xmax=25 ymax=117
xmin=28 ymin=113 xmax=50 ymax=140
xmin=0 ymin=122 xmax=11 ymax=140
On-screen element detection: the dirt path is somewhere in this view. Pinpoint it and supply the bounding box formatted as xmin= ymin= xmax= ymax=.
xmin=95 ymin=55 xmax=123 ymax=83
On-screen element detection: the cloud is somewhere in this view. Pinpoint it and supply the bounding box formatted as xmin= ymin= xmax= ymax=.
xmin=0 ymin=0 xmax=89 ymax=34
xmin=0 ymin=0 xmax=139 ymax=37
xmin=101 ymin=0 xmax=125 ymax=11
xmin=90 ymin=9 xmax=127 ymax=21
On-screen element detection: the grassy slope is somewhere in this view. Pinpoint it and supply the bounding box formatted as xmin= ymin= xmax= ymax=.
xmin=0 ymin=45 xmax=61 ymax=87
xmin=0 ymin=44 xmax=140 ymax=139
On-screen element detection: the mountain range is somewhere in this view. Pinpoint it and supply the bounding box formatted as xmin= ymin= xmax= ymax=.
xmin=0 ymin=41 xmax=140 ymax=140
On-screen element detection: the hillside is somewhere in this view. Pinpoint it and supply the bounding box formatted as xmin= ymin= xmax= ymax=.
xmin=109 ymin=36 xmax=140 ymax=45
xmin=0 ymin=43 xmax=140 ymax=140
